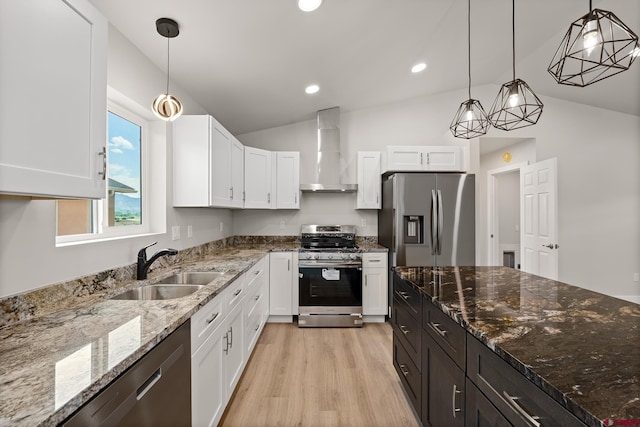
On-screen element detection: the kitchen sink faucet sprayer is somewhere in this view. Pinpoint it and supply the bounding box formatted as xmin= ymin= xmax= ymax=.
xmin=137 ymin=241 xmax=178 ymax=280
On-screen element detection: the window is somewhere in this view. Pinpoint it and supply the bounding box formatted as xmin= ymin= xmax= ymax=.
xmin=56 ymin=99 xmax=150 ymax=242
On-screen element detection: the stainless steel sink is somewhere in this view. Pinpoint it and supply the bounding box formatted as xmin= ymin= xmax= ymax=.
xmin=111 ymin=284 xmax=204 ymax=300
xmin=155 ymin=271 xmax=227 ymax=286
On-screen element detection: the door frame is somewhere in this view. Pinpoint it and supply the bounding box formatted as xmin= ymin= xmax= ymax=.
xmin=487 ymin=162 xmax=528 ymax=266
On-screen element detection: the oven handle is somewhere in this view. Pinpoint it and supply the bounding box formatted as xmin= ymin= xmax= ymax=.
xmin=298 ymin=263 xmax=362 ymax=269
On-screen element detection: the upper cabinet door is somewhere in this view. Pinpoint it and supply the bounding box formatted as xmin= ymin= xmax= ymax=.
xmin=230 ymin=137 xmax=244 ymax=208
xmin=424 ymin=146 xmax=463 ymax=171
xmin=386 ymin=146 xmax=465 ymax=172
xmin=357 ymin=152 xmax=381 ymax=209
xmin=386 ymin=146 xmax=427 ymax=171
xmin=244 ymin=147 xmax=272 ymax=209
xmin=0 ymin=0 xmax=107 ymax=198
xmin=173 ymin=115 xmax=212 ymax=207
xmin=275 ymin=152 xmax=300 ymax=209
xmin=210 ymin=117 xmax=233 ymax=207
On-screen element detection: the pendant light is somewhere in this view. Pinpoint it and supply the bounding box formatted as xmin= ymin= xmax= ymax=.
xmin=152 ymin=18 xmax=183 ymax=122
xmin=548 ymin=1 xmax=639 ymax=87
xmin=488 ymin=0 xmax=543 ymax=131
xmin=450 ymin=0 xmax=489 ymax=139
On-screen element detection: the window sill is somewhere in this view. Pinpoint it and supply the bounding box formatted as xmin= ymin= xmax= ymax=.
xmin=56 ymin=231 xmax=164 ymax=248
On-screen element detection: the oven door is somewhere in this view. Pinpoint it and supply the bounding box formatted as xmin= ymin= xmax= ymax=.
xmin=298 ymin=264 xmax=362 ymax=309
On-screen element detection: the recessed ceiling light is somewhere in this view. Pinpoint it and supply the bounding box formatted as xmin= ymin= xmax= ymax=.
xmin=298 ymin=0 xmax=322 ymax=12
xmin=411 ymin=63 xmax=427 ymax=73
xmin=305 ymin=84 xmax=320 ymax=94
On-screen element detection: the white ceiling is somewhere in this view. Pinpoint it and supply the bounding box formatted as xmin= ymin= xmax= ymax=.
xmin=89 ymin=0 xmax=640 ymax=135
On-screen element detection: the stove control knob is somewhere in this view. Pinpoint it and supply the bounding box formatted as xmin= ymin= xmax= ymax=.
xmin=312 ymin=254 xmax=319 ymax=260
xmin=341 ymin=253 xmax=348 ymax=260
xmin=350 ymin=254 xmax=357 ymax=260
xmin=327 ymin=254 xmax=334 ymax=259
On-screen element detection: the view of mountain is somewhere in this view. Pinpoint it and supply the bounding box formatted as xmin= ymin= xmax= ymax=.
xmin=115 ymin=193 xmax=140 ymax=214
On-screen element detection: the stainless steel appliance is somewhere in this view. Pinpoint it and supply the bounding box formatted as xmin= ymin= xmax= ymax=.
xmin=298 ymin=225 xmax=363 ymax=327
xmin=378 ymin=172 xmax=475 ymax=281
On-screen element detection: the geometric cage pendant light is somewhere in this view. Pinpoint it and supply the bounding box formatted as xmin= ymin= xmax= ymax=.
xmin=450 ymin=0 xmax=490 ymax=139
xmin=548 ymin=1 xmax=640 ymax=87
xmin=488 ymin=0 xmax=543 ymax=131
xmin=152 ymin=18 xmax=184 ymax=121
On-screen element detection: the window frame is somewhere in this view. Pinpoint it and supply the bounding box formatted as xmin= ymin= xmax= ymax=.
xmin=56 ymin=96 xmax=154 ymax=245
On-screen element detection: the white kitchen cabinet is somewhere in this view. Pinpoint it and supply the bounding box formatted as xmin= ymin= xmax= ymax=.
xmin=173 ymin=115 xmax=244 ymax=208
xmin=274 ymin=152 xmax=300 ymax=209
xmin=269 ymin=252 xmax=298 ymax=321
xmin=362 ymin=252 xmax=388 ymax=318
xmin=386 ymin=146 xmax=464 ymax=172
xmin=244 ymin=147 xmax=272 ymax=209
xmin=244 ymin=256 xmax=269 ymax=355
xmin=0 ymin=0 xmax=107 ymax=198
xmin=224 ymin=302 xmax=245 ymax=398
xmin=192 ymin=319 xmax=226 ymax=427
xmin=357 ymin=152 xmax=381 ymax=209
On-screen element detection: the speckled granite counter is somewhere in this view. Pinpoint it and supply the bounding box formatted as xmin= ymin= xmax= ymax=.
xmin=0 ymin=238 xmax=386 ymax=426
xmin=394 ymin=266 xmax=640 ymax=427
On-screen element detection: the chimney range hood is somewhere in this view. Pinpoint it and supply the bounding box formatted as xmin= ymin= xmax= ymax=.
xmin=300 ymin=107 xmax=358 ymax=193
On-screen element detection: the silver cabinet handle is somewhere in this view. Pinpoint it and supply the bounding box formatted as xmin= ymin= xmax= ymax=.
xmin=254 ymin=294 xmax=260 ymax=301
xmin=254 ymin=269 xmax=260 ymax=275
xmin=452 ymin=384 xmax=462 ymax=418
xmin=287 ymin=259 xmax=290 ymax=271
xmin=429 ymin=322 xmax=447 ymax=337
xmin=419 ymin=152 xmax=423 ymax=165
xmin=502 ymin=391 xmax=541 ymax=427
xmin=376 ymin=194 xmax=379 ymax=204
xmin=230 ymin=187 xmax=233 ymax=199
xmin=254 ymin=324 xmax=260 ymax=332
xmin=427 ymin=152 xmax=431 ymax=165
xmin=267 ymin=192 xmax=271 ymax=203
xmin=399 ymin=364 xmax=409 ymax=377
xmin=98 ymin=147 xmax=107 ymax=180
xmin=228 ymin=326 xmax=233 ymax=348
xmin=205 ymin=312 xmax=219 ymax=324
xmin=399 ymin=325 xmax=410 ymax=335
xmin=369 ymin=259 xmax=381 ymax=263
xmin=294 ymin=192 xmax=298 ymax=204
xmin=397 ymin=290 xmax=410 ymax=300
xmin=223 ymin=332 xmax=229 ymax=355
xmin=233 ymin=288 xmax=242 ymax=297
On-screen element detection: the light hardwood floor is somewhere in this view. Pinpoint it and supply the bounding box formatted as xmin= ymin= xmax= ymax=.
xmin=219 ymin=322 xmax=420 ymax=427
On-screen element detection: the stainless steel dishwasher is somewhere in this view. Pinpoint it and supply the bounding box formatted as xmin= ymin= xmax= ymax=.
xmin=63 ymin=320 xmax=191 ymax=427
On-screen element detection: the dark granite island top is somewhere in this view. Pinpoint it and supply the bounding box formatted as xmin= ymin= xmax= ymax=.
xmin=393 ymin=266 xmax=640 ymax=427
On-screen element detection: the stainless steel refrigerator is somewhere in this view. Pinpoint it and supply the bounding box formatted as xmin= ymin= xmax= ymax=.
xmin=378 ymin=172 xmax=475 ymax=272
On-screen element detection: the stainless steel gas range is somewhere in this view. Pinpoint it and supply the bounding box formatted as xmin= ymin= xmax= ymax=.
xmin=298 ymin=225 xmax=363 ymax=327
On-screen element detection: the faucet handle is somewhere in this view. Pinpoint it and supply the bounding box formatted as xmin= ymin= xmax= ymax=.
xmin=138 ymin=241 xmax=158 ymax=259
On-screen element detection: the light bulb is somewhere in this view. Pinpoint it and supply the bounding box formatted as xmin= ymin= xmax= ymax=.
xmin=508 ymin=93 xmax=519 ymax=108
xmin=465 ymin=109 xmax=474 ymax=122
xmin=582 ymin=19 xmax=599 ymax=55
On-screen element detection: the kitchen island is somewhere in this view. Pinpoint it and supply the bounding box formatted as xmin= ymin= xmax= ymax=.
xmin=393 ymin=266 xmax=640 ymax=427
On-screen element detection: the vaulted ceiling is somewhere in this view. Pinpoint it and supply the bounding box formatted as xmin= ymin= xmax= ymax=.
xmin=89 ymin=0 xmax=640 ymax=135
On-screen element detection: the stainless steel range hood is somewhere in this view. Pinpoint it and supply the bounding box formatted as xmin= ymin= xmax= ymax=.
xmin=300 ymin=107 xmax=357 ymax=193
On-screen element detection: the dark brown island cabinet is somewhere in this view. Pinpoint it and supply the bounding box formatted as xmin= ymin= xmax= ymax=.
xmin=392 ymin=273 xmax=587 ymax=427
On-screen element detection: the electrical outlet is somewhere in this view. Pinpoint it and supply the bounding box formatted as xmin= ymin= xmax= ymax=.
xmin=187 ymin=225 xmax=193 ymax=238
xmin=171 ymin=225 xmax=180 ymax=241
xmin=280 ymin=221 xmax=285 ymax=229
xmin=634 ymin=273 xmax=640 ymax=282
xmin=219 ymin=222 xmax=224 ymax=232
xmin=361 ymin=218 xmax=367 ymax=227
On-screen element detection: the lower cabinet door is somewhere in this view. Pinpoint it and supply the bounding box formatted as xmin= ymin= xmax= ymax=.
xmin=422 ymin=331 xmax=465 ymax=427
xmin=224 ymin=302 xmax=245 ymax=397
xmin=466 ymin=378 xmax=513 ymax=427
xmin=393 ymin=333 xmax=421 ymax=417
xmin=192 ymin=323 xmax=226 ymax=427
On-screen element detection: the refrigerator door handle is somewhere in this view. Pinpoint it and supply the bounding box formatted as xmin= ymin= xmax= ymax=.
xmin=437 ymin=189 xmax=443 ymax=255
xmin=431 ymin=190 xmax=437 ymax=255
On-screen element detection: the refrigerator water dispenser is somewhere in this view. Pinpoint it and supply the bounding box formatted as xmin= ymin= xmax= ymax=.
xmin=403 ymin=215 xmax=423 ymax=244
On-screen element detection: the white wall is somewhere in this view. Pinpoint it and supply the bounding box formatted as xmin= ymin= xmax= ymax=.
xmin=0 ymin=26 xmax=233 ymax=298
xmin=236 ymin=85 xmax=640 ymax=301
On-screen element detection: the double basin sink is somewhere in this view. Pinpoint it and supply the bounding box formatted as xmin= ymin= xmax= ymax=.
xmin=111 ymin=271 xmax=227 ymax=301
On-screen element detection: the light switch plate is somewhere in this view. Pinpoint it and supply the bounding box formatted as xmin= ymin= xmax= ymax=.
xmin=187 ymin=225 xmax=193 ymax=238
xmin=171 ymin=226 xmax=180 ymax=241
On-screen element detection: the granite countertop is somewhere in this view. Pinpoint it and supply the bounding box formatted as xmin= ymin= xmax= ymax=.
xmin=0 ymin=240 xmax=387 ymax=427
xmin=394 ymin=266 xmax=640 ymax=427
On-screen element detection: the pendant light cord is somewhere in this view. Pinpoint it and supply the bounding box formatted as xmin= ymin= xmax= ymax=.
xmin=512 ymin=0 xmax=516 ymax=81
xmin=166 ymin=37 xmax=170 ymax=95
xmin=467 ymin=0 xmax=471 ymax=99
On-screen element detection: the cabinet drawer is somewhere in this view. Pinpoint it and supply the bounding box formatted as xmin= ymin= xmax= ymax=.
xmin=392 ymin=299 xmax=421 ymax=369
xmin=191 ymin=293 xmax=225 ymax=353
xmin=245 ymin=279 xmax=268 ymax=320
xmin=393 ymin=275 xmax=421 ymax=322
xmin=423 ymin=296 xmax=466 ymax=369
xmin=393 ymin=332 xmax=421 ymax=417
xmin=362 ymin=252 xmax=387 ymax=268
xmin=467 ymin=335 xmax=586 ymax=427
xmin=225 ymin=276 xmax=246 ymax=312
xmin=245 ymin=255 xmax=267 ymax=292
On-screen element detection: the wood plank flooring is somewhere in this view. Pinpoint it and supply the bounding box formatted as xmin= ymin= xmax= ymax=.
xmin=219 ymin=322 xmax=420 ymax=427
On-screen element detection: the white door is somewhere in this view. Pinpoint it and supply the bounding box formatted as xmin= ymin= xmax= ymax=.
xmin=191 ymin=323 xmax=226 ymax=427
xmin=521 ymin=158 xmax=558 ymax=279
xmin=269 ymin=252 xmax=293 ymax=316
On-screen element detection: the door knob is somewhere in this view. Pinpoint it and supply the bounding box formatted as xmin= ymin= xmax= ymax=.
xmin=542 ymin=244 xmax=559 ymax=249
